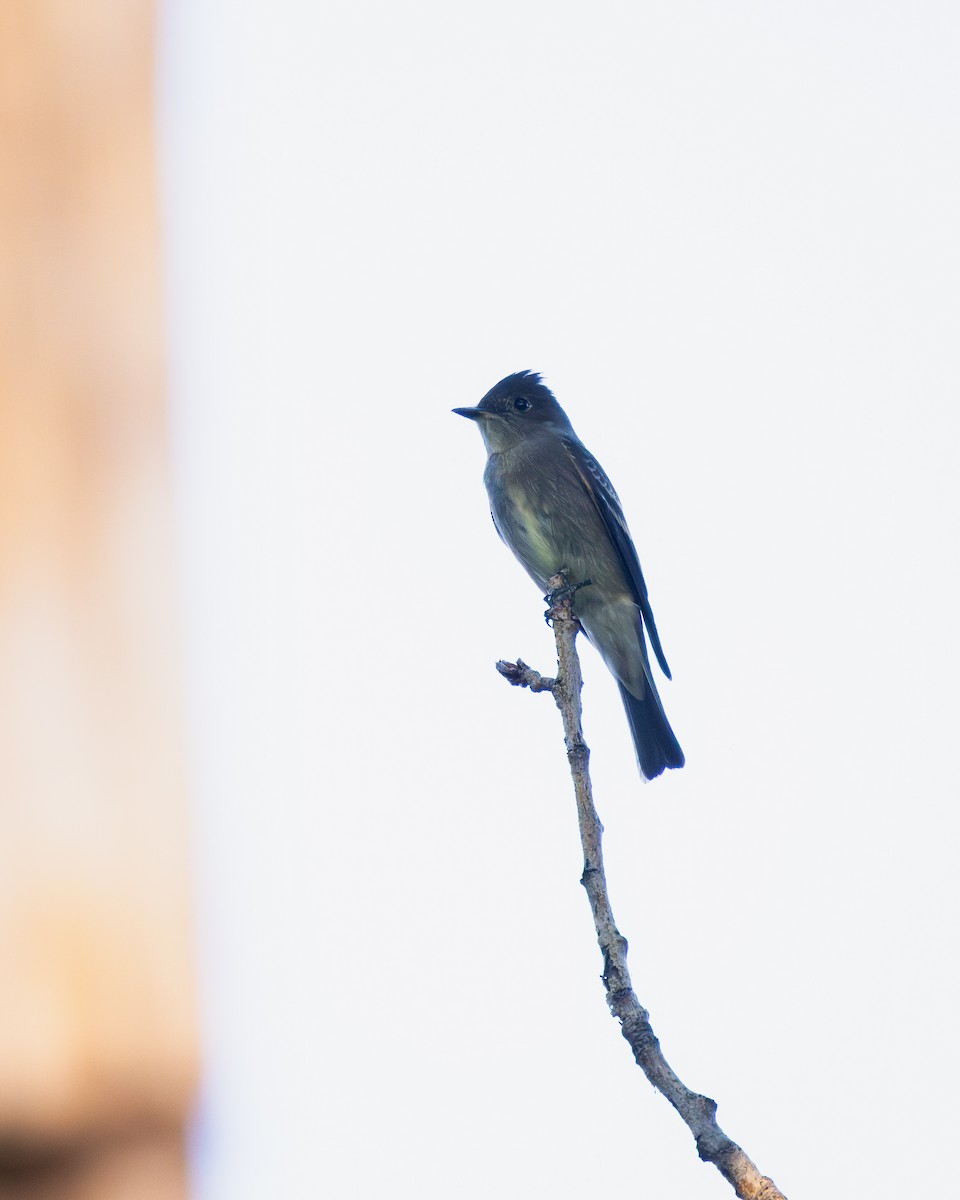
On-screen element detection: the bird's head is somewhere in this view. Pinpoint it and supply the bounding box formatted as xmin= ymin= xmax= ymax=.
xmin=453 ymin=371 xmax=573 ymax=453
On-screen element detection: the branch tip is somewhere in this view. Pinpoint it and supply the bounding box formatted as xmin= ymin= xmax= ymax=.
xmin=495 ymin=658 xmax=555 ymax=693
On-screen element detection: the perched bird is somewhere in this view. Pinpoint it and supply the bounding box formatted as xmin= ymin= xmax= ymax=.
xmin=454 ymin=371 xmax=684 ymax=781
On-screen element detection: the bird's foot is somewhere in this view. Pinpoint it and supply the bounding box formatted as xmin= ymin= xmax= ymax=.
xmin=544 ymin=573 xmax=592 ymax=624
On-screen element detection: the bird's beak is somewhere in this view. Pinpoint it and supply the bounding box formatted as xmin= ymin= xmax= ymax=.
xmin=452 ymin=406 xmax=488 ymax=420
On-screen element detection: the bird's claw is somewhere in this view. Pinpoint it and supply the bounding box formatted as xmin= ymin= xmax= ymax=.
xmin=543 ymin=576 xmax=592 ymax=623
xmin=544 ymin=576 xmax=592 ymax=605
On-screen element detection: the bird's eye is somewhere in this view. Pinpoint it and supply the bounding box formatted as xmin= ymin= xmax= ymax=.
xmin=513 ymin=397 xmax=531 ymax=411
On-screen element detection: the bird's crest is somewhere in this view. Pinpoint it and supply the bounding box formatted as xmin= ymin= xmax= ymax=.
xmin=480 ymin=370 xmax=557 ymax=407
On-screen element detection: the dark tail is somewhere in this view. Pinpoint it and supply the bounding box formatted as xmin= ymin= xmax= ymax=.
xmin=618 ymin=680 xmax=684 ymax=782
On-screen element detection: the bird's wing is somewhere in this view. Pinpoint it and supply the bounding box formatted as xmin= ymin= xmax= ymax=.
xmin=561 ymin=436 xmax=672 ymax=679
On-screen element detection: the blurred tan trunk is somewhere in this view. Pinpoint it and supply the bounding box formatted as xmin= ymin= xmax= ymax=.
xmin=0 ymin=3 xmax=197 ymax=1197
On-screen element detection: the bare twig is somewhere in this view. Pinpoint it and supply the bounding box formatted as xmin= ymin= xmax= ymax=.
xmin=495 ymin=573 xmax=787 ymax=1200
xmin=495 ymin=658 xmax=554 ymax=692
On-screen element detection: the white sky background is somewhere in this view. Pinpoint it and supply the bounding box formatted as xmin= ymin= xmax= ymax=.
xmin=158 ymin=3 xmax=959 ymax=1197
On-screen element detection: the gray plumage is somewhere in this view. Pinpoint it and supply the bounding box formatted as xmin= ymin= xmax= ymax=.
xmin=454 ymin=370 xmax=683 ymax=781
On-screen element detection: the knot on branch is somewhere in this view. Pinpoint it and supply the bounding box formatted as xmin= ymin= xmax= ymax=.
xmin=689 ymin=1094 xmax=719 ymax=1134
xmin=580 ymin=863 xmax=605 ymax=892
xmin=566 ymin=742 xmax=589 ymax=766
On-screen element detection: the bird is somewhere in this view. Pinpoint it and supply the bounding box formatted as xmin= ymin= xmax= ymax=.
xmin=454 ymin=370 xmax=684 ymax=781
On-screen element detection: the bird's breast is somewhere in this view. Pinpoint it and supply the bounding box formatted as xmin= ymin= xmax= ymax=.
xmin=493 ymin=483 xmax=559 ymax=587
xmin=484 ymin=447 xmax=614 ymax=592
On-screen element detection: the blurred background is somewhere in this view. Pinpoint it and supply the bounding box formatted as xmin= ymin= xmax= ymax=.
xmin=1 ymin=4 xmax=194 ymax=1198
xmin=2 ymin=2 xmax=958 ymax=1198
